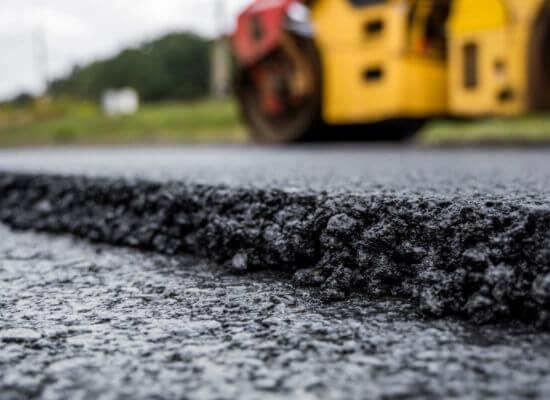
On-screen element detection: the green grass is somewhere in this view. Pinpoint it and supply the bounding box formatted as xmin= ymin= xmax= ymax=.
xmin=419 ymin=114 xmax=550 ymax=145
xmin=0 ymin=99 xmax=245 ymax=146
xmin=2 ymin=97 xmax=550 ymax=146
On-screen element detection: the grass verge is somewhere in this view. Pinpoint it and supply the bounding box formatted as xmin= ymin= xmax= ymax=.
xmin=2 ymin=98 xmax=550 ymax=146
xmin=419 ymin=114 xmax=550 ymax=145
xmin=0 ymin=99 xmax=245 ymax=146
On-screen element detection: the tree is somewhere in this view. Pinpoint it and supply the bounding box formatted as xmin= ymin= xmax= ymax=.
xmin=48 ymin=32 xmax=213 ymax=102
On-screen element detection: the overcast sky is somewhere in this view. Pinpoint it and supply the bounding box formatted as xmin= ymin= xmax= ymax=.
xmin=0 ymin=0 xmax=252 ymax=100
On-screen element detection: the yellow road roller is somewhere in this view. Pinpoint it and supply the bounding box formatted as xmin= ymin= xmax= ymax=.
xmin=232 ymin=0 xmax=550 ymax=142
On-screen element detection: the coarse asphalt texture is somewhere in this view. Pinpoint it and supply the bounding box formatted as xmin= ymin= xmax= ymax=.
xmin=1 ymin=224 xmax=550 ymax=400
xmin=0 ymin=146 xmax=550 ymax=330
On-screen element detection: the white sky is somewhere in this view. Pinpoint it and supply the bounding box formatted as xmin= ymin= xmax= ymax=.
xmin=0 ymin=0 xmax=252 ymax=100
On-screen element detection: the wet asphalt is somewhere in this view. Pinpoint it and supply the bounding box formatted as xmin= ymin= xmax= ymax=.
xmin=1 ymin=146 xmax=550 ymax=398
xmin=1 ymin=225 xmax=550 ymax=400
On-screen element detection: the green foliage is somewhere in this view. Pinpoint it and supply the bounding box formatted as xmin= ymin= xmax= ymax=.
xmin=48 ymin=33 xmax=214 ymax=102
xmin=10 ymin=93 xmax=35 ymax=108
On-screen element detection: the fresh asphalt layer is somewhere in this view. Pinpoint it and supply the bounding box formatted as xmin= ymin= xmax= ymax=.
xmin=1 ymin=146 xmax=550 ymax=327
xmin=1 ymin=146 xmax=550 ymax=399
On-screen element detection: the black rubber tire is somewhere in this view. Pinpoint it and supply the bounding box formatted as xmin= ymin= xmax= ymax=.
xmin=237 ymin=37 xmax=323 ymax=144
xmin=529 ymin=1 xmax=550 ymax=111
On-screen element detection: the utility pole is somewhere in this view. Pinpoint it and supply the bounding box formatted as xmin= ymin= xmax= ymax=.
xmin=32 ymin=25 xmax=49 ymax=96
xmin=211 ymin=0 xmax=231 ymax=98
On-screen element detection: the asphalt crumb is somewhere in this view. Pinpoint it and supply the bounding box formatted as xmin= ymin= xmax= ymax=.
xmin=0 ymin=172 xmax=550 ymax=328
xmin=1 ymin=225 xmax=550 ymax=400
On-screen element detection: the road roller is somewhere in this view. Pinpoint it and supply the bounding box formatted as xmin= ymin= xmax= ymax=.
xmin=232 ymin=0 xmax=550 ymax=143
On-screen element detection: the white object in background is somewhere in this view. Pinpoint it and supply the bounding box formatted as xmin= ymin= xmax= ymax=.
xmin=101 ymin=88 xmax=139 ymax=116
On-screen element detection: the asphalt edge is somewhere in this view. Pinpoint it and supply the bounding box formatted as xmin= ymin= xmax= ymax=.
xmin=1 ymin=171 xmax=549 ymax=328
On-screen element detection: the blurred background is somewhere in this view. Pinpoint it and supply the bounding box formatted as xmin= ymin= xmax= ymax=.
xmin=1 ymin=0 xmax=549 ymax=147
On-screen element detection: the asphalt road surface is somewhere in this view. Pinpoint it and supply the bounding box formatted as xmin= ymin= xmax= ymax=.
xmin=1 ymin=146 xmax=550 ymax=398
xmin=2 ymin=225 xmax=550 ymax=400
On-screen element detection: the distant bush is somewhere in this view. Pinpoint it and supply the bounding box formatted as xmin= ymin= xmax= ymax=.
xmin=48 ymin=33 xmax=213 ymax=102
xmin=10 ymin=93 xmax=35 ymax=108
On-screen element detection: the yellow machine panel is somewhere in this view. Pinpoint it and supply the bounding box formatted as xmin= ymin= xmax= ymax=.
xmin=311 ymin=0 xmax=549 ymax=123
xmin=447 ymin=0 xmax=546 ymax=116
xmin=311 ymin=0 xmax=448 ymax=124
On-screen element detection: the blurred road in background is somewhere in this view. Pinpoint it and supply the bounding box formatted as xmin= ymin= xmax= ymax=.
xmin=1 ymin=146 xmax=549 ymax=192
